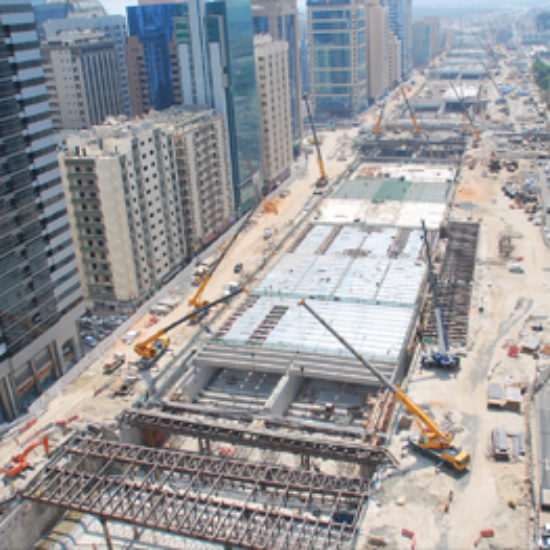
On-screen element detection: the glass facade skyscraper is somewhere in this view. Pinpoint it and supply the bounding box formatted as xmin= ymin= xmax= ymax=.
xmin=127 ymin=4 xmax=178 ymax=112
xmin=127 ymin=0 xmax=262 ymax=214
xmin=383 ymin=0 xmax=412 ymax=78
xmin=176 ymin=0 xmax=262 ymax=213
xmin=0 ymin=0 xmax=84 ymax=420
xmin=307 ymin=0 xmax=367 ymax=118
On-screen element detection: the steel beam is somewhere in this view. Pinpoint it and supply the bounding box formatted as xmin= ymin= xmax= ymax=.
xmin=22 ymin=435 xmax=368 ymax=550
xmin=119 ymin=409 xmax=396 ymax=467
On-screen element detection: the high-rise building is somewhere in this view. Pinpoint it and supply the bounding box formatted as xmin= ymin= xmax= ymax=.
xmin=127 ymin=1 xmax=262 ymax=214
xmin=0 ymin=0 xmax=85 ymax=420
xmin=126 ymin=4 xmax=180 ymax=115
xmin=412 ymin=20 xmax=430 ymax=67
xmin=42 ymin=15 xmax=131 ymax=118
xmin=307 ymin=0 xmax=367 ymax=118
xmin=388 ymin=31 xmax=402 ymax=87
xmin=412 ymin=17 xmax=441 ymax=68
xmin=32 ymin=1 xmax=73 ymax=41
xmin=366 ymin=0 xmax=389 ymax=102
xmin=254 ymin=35 xmax=292 ymax=192
xmin=252 ymin=0 xmax=302 ymax=148
xmin=41 ymin=30 xmax=124 ymax=130
xmin=384 ymin=0 xmax=412 ymax=78
xmin=59 ymin=108 xmax=234 ymax=311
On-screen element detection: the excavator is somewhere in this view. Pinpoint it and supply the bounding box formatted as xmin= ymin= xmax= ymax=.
xmin=420 ymin=220 xmax=460 ymax=370
xmin=303 ymin=92 xmax=328 ymax=188
xmin=298 ymin=299 xmax=470 ymax=472
xmin=3 ymin=435 xmax=49 ymax=477
xmin=134 ymin=285 xmax=246 ymax=365
xmin=400 ymin=88 xmax=434 ymax=159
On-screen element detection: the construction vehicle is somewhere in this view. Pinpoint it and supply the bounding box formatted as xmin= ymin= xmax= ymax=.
xmin=189 ymin=204 xmax=258 ymax=312
xmin=420 ymin=220 xmax=460 ymax=370
xmin=449 ymin=81 xmax=481 ymax=144
xmin=298 ymin=300 xmax=470 ymax=472
xmin=374 ymin=104 xmax=385 ymax=136
xmin=303 ymin=92 xmax=328 ymax=188
xmin=3 ymin=435 xmax=49 ymax=477
xmin=134 ymin=285 xmax=246 ymax=364
xmin=400 ymin=88 xmax=434 ymax=158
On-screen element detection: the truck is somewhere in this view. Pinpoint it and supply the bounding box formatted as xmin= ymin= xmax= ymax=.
xmin=103 ymin=352 xmax=125 ymax=374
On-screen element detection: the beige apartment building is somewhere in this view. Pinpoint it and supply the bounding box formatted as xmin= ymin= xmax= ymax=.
xmin=254 ymin=35 xmax=293 ymax=193
xmin=41 ymin=30 xmax=123 ymax=130
xmin=59 ymin=109 xmax=233 ymax=311
xmin=366 ymin=0 xmax=390 ymax=102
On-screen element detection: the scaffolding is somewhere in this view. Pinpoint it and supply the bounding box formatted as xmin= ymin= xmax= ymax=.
xmin=22 ymin=435 xmax=371 ymax=550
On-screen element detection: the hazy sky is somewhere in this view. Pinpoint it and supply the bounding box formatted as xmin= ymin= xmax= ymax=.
xmin=101 ymin=0 xmax=550 ymax=17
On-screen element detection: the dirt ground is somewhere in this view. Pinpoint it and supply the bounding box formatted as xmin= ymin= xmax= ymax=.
xmin=357 ymin=132 xmax=548 ymax=548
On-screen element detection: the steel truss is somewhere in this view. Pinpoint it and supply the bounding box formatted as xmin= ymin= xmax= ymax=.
xmin=22 ymin=435 xmax=369 ymax=549
xmin=119 ymin=408 xmax=396 ymax=466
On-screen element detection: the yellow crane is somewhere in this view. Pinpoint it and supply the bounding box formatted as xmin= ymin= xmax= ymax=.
xmin=303 ymin=92 xmax=328 ymax=188
xmin=374 ymin=104 xmax=385 ymax=136
xmin=134 ymin=286 xmax=246 ymax=363
xmin=449 ymin=81 xmax=482 ymax=144
xmin=401 ymin=88 xmax=435 ymax=159
xmin=298 ymin=299 xmax=471 ymax=472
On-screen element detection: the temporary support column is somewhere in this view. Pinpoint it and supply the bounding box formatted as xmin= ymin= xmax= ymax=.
xmin=100 ymin=516 xmax=114 ymax=550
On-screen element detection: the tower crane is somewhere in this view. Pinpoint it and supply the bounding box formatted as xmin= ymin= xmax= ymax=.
xmin=298 ymin=299 xmax=470 ymax=472
xmin=449 ymin=81 xmax=481 ymax=144
xmin=303 ymin=92 xmax=328 ymax=188
xmin=400 ymin=88 xmax=434 ymax=158
xmin=420 ymin=220 xmax=460 ymax=370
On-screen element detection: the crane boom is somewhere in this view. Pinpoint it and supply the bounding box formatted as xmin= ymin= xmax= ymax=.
xmin=401 ymin=89 xmax=434 ymax=158
xmin=298 ymin=299 xmax=470 ymax=471
xmin=134 ymin=285 xmax=246 ymax=360
xmin=374 ymin=104 xmax=385 ymax=135
xmin=449 ymin=81 xmax=481 ymax=143
xmin=303 ymin=92 xmax=328 ymax=187
xmin=189 ymin=205 xmax=257 ymax=309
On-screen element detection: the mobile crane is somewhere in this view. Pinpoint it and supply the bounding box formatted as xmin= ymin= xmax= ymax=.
xmin=400 ymin=88 xmax=434 ymax=159
xmin=449 ymin=81 xmax=481 ymax=144
xmin=134 ymin=285 xmax=246 ymax=364
xmin=420 ymin=220 xmax=460 ymax=370
xmin=298 ymin=299 xmax=470 ymax=472
xmin=374 ymin=104 xmax=385 ymax=136
xmin=303 ymin=92 xmax=328 ymax=188
xmin=3 ymin=435 xmax=49 ymax=477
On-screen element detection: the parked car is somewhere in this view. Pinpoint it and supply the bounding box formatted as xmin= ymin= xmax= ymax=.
xmin=234 ymin=262 xmax=243 ymax=274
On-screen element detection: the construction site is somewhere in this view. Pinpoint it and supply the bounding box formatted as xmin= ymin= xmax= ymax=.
xmin=2 ymin=34 xmax=550 ymax=550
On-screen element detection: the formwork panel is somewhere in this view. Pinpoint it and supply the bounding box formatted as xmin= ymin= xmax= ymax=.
xmin=372 ymin=179 xmax=412 ymax=202
xmin=325 ymin=225 xmax=367 ymax=255
xmin=292 ymin=224 xmax=333 ymax=255
xmin=376 ymin=259 xmax=425 ymax=306
xmin=360 ymin=227 xmax=398 ymax=257
xmin=337 ymin=257 xmax=389 ymax=301
xmin=405 ymin=181 xmax=450 ymax=203
xmin=293 ymin=254 xmax=351 ymax=297
xmin=255 ymin=253 xmax=316 ymax=296
xmin=221 ymin=297 xmax=414 ymax=363
xmin=332 ymin=178 xmax=382 ymax=200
